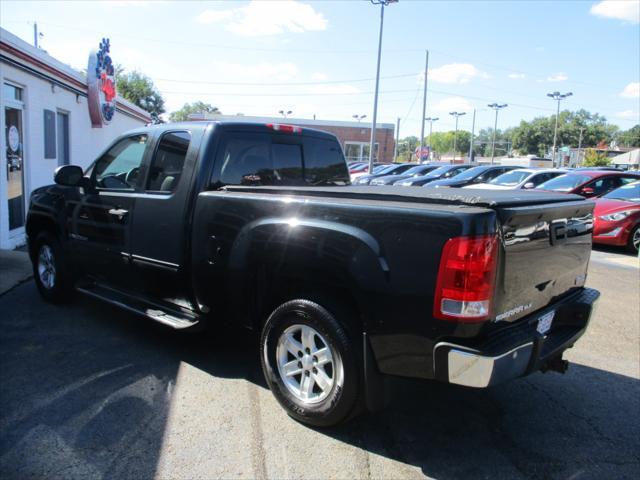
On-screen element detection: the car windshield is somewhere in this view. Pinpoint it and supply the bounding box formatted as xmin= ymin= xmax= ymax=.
xmin=448 ymin=166 xmax=488 ymax=181
xmin=489 ymin=170 xmax=531 ymax=186
xmin=403 ymin=165 xmax=435 ymax=176
xmin=602 ymin=182 xmax=640 ymax=202
xmin=373 ymin=164 xmax=392 ymax=174
xmin=537 ymin=174 xmax=592 ymax=191
xmin=421 ymin=166 xmax=452 ymax=178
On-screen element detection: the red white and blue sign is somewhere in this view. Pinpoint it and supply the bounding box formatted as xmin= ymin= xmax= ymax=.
xmin=87 ymin=38 xmax=116 ymax=128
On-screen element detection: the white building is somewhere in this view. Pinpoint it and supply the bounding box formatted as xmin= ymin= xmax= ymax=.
xmin=1 ymin=28 xmax=151 ymax=250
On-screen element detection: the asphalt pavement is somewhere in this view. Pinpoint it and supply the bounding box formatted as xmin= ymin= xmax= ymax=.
xmin=0 ymin=247 xmax=638 ymax=480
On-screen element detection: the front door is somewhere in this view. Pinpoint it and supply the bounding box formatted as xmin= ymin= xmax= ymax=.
xmin=71 ymin=133 xmax=149 ymax=286
xmin=4 ymin=85 xmax=26 ymax=235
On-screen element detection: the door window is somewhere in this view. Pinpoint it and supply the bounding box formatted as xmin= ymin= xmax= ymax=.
xmin=146 ymin=131 xmax=191 ymax=192
xmin=93 ymin=134 xmax=148 ymax=190
xmin=56 ymin=112 xmax=70 ymax=166
xmin=5 ymin=104 xmax=25 ymax=230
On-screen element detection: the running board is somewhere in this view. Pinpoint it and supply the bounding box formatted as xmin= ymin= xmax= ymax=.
xmin=76 ymin=283 xmax=201 ymax=330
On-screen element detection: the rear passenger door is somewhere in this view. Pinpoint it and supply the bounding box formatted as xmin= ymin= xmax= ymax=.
xmin=129 ymin=129 xmax=200 ymax=297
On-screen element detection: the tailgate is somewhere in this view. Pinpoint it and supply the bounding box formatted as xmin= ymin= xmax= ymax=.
xmin=493 ymin=200 xmax=594 ymax=323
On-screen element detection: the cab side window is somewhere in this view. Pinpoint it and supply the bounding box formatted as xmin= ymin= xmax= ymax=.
xmin=146 ymin=131 xmax=191 ymax=193
xmin=94 ymin=134 xmax=148 ymax=190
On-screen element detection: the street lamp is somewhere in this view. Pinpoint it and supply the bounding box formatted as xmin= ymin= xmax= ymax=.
xmin=487 ymin=103 xmax=508 ymax=164
xmin=425 ymin=117 xmax=439 ymax=159
xmin=547 ymin=91 xmax=572 ymax=167
xmin=279 ymin=110 xmax=292 ymax=118
xmin=449 ymin=111 xmax=466 ymax=162
xmin=353 ymin=114 xmax=367 ymax=122
xmin=367 ymin=0 xmax=399 ymax=173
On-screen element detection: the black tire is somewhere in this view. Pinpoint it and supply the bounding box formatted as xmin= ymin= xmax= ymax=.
xmin=260 ymin=298 xmax=361 ymax=427
xmin=32 ymin=231 xmax=73 ymax=303
xmin=627 ymin=224 xmax=640 ymax=254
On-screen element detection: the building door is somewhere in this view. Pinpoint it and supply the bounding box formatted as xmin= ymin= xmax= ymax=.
xmin=4 ymin=83 xmax=25 ymax=232
xmin=56 ymin=111 xmax=69 ymax=166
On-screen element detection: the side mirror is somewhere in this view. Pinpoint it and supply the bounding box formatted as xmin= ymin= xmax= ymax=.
xmin=523 ymin=182 xmax=535 ymax=189
xmin=580 ymin=187 xmax=595 ymax=196
xmin=54 ymin=165 xmax=84 ymax=186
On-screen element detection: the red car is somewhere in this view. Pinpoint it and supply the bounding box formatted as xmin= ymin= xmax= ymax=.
xmin=593 ymin=181 xmax=640 ymax=253
xmin=536 ymin=170 xmax=640 ymax=198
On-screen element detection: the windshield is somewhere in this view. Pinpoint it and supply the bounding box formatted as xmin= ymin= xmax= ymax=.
xmin=603 ymin=182 xmax=640 ymax=202
xmin=448 ymin=166 xmax=488 ymax=181
xmin=421 ymin=166 xmax=451 ymax=178
xmin=373 ymin=164 xmax=393 ymax=174
xmin=489 ymin=170 xmax=531 ymax=186
xmin=404 ymin=165 xmax=436 ymax=176
xmin=537 ymin=174 xmax=591 ymax=191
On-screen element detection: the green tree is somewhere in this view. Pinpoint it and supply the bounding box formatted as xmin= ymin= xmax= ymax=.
xmin=583 ymin=148 xmax=611 ymax=167
xmin=429 ymin=130 xmax=470 ymax=157
xmin=396 ymin=135 xmax=419 ymax=161
xmin=617 ymin=125 xmax=640 ymax=148
xmin=169 ymin=102 xmax=221 ymax=122
xmin=116 ymin=70 xmax=165 ymax=123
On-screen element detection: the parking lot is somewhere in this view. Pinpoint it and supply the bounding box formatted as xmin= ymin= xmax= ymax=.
xmin=0 ymin=247 xmax=638 ymax=480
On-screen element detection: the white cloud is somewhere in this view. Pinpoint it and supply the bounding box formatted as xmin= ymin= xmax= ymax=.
xmin=620 ymin=81 xmax=640 ymax=98
xmin=508 ymin=73 xmax=526 ymax=79
xmin=218 ymin=62 xmax=299 ymax=81
xmin=196 ymin=1 xmax=327 ymax=36
xmin=311 ymin=72 xmax=328 ymax=81
xmin=432 ymin=96 xmax=474 ymax=113
xmin=309 ymin=84 xmax=360 ymax=95
xmin=615 ymin=110 xmax=639 ymax=120
xmin=590 ymin=1 xmax=640 ymax=24
xmin=424 ymin=63 xmax=488 ymax=85
xmin=547 ymin=73 xmax=569 ymax=82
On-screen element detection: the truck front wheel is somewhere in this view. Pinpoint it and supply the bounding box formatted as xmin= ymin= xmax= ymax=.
xmin=33 ymin=231 xmax=73 ymax=303
xmin=260 ymin=298 xmax=360 ymax=427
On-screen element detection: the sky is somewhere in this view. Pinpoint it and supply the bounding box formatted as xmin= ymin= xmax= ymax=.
xmin=1 ymin=0 xmax=639 ymax=138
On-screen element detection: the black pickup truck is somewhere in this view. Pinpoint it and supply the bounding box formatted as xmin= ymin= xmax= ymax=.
xmin=27 ymin=121 xmax=599 ymax=426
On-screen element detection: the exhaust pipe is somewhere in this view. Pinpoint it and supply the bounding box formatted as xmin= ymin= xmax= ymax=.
xmin=541 ymin=355 xmax=569 ymax=374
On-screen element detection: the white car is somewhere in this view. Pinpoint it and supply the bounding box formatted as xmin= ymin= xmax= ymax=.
xmin=465 ymin=168 xmax=566 ymax=190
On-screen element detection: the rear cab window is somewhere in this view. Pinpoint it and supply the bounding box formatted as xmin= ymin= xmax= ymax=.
xmin=212 ymin=130 xmax=349 ymax=187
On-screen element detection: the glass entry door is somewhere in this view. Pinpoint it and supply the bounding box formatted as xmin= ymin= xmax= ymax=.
xmin=5 ymin=106 xmax=25 ymax=230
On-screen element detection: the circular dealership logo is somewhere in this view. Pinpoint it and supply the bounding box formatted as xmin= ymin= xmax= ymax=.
xmin=87 ymin=38 xmax=116 ymax=127
xmin=8 ymin=126 xmax=20 ymax=152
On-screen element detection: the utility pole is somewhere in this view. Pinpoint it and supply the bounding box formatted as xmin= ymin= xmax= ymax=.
xmin=449 ymin=111 xmax=466 ymax=163
xmin=488 ymin=103 xmax=508 ymax=165
xmin=393 ymin=117 xmax=400 ymax=161
xmin=33 ymin=22 xmax=38 ymax=48
xmin=576 ymin=126 xmax=585 ymax=167
xmin=468 ymin=109 xmax=476 ymax=163
xmin=368 ymin=1 xmax=397 ymax=173
xmin=547 ymin=91 xmax=573 ymax=168
xmin=418 ymin=50 xmax=429 ymax=163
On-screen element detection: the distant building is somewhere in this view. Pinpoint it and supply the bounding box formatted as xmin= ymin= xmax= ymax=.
xmin=0 ymin=27 xmax=151 ymax=249
xmin=188 ymin=113 xmax=396 ymax=164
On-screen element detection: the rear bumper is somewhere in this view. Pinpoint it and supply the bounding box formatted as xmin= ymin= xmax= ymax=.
xmin=433 ymin=288 xmax=600 ymax=388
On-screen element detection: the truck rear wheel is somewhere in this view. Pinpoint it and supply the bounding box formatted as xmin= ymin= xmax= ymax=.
xmin=33 ymin=231 xmax=73 ymax=303
xmin=260 ymin=298 xmax=360 ymax=427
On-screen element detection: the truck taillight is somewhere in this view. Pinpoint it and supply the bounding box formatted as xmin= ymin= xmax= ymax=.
xmin=433 ymin=234 xmax=498 ymax=322
xmin=266 ymin=123 xmax=301 ymax=134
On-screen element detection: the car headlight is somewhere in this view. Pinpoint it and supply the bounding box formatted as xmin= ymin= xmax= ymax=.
xmin=399 ymin=181 xmax=413 ymax=186
xmin=370 ymin=179 xmax=384 ymax=185
xmin=599 ymin=210 xmax=634 ymax=221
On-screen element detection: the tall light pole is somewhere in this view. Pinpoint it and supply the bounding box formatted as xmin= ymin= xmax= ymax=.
xmin=547 ymin=91 xmax=572 ymax=167
xmin=279 ymin=110 xmax=292 ymax=118
xmin=353 ymin=114 xmax=367 ymax=122
xmin=488 ymin=103 xmax=508 ymax=164
xmin=468 ymin=109 xmax=476 ymax=163
xmin=449 ymin=111 xmax=466 ymax=162
xmin=393 ymin=117 xmax=400 ymax=161
xmin=576 ymin=126 xmax=585 ymax=166
xmin=368 ymin=0 xmax=398 ymax=173
xmin=418 ymin=50 xmax=430 ymax=162
xmin=425 ymin=117 xmax=438 ymax=160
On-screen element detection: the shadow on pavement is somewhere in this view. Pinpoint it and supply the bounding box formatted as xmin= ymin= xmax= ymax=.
xmin=1 ymin=282 xmax=638 ymax=479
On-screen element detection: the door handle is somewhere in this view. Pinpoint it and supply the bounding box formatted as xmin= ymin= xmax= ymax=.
xmin=108 ymin=208 xmax=129 ymax=220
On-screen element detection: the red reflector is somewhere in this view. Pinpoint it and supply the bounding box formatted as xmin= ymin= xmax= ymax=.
xmin=433 ymin=235 xmax=498 ymax=322
xmin=266 ymin=123 xmax=301 ymax=134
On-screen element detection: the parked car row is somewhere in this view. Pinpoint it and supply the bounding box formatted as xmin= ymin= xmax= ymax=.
xmin=348 ymin=162 xmax=640 ymax=253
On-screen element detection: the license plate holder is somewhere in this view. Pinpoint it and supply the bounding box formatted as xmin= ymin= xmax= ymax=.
xmin=537 ymin=310 xmax=555 ymax=335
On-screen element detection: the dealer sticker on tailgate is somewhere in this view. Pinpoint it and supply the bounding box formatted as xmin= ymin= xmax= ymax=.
xmin=537 ymin=310 xmax=555 ymax=335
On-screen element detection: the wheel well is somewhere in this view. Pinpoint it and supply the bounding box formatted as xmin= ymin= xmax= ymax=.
xmin=251 ymin=265 xmax=364 ymax=337
xmin=26 ymin=217 xmax=59 ymax=259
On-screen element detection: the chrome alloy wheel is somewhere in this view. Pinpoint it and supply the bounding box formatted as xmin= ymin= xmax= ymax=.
xmin=633 ymin=227 xmax=640 ymax=252
xmin=37 ymin=245 xmax=56 ymax=290
xmin=276 ymin=324 xmax=341 ymax=404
